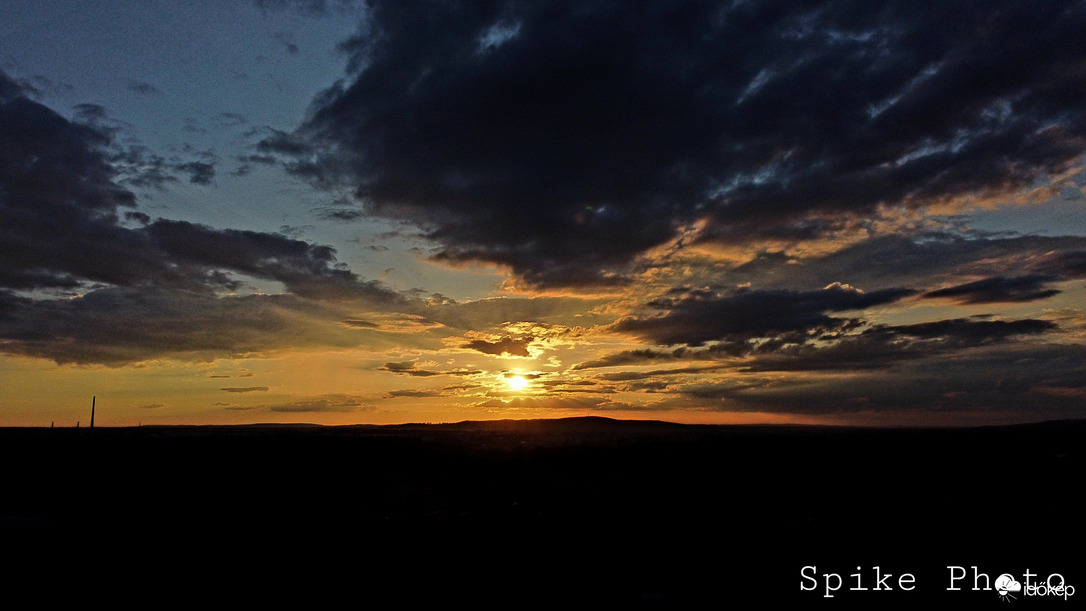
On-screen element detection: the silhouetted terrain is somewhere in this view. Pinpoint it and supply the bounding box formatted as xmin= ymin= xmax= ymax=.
xmin=2 ymin=417 xmax=1083 ymax=607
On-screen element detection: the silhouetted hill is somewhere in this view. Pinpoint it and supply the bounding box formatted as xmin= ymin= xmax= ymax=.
xmin=1 ymin=418 xmax=1083 ymax=607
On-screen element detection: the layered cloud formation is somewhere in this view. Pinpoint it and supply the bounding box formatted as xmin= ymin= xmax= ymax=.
xmin=0 ymin=71 xmax=407 ymax=363
xmin=263 ymin=0 xmax=1086 ymax=287
xmin=2 ymin=1 xmax=1086 ymax=423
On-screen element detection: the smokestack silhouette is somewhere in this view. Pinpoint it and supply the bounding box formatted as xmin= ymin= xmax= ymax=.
xmin=90 ymin=396 xmax=95 ymax=429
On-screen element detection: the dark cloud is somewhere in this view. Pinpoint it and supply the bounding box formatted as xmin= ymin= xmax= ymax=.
xmin=71 ymin=103 xmax=115 ymax=130
xmin=742 ymin=317 xmax=1058 ymax=372
xmin=141 ymin=219 xmax=395 ymax=299
xmin=176 ymin=161 xmax=216 ymax=185
xmin=614 ymin=283 xmax=915 ymax=346
xmin=378 ymin=361 xmax=483 ymax=378
xmin=7 ymin=74 xmax=74 ymax=101
xmin=570 ymin=313 xmax=1066 ymax=417
xmin=387 ymin=389 xmax=441 ymax=398
xmin=232 ymin=152 xmax=276 ymax=177
xmin=269 ymin=0 xmax=1086 ymax=286
xmin=379 ymin=361 xmax=440 ymax=377
xmin=314 ymin=206 xmax=367 ymax=221
xmin=111 ymin=145 xmax=179 ymax=190
xmin=597 ymin=365 xmax=727 ymax=383
xmin=582 ymin=311 xmax=1059 ymax=380
xmin=0 ymin=287 xmax=365 ymax=364
xmin=888 ymin=318 xmax=1057 ymax=343
xmin=0 ymin=71 xmax=26 ymax=101
xmin=68 ymin=106 xmax=222 ymax=191
xmin=124 ymin=211 xmax=152 ymax=225
xmin=421 ymin=295 xmax=612 ymax=335
xmin=221 ymin=386 xmax=269 ymax=393
xmin=0 ymin=85 xmax=137 ymax=290
xmin=239 ymin=153 xmax=277 ymax=165
xmin=0 ymin=71 xmax=413 ymax=364
xmin=254 ymin=127 xmax=314 ymax=157
xmin=126 ymin=80 xmax=160 ymax=96
xmin=0 ymin=76 xmax=399 ymax=300
xmin=1036 ymin=250 xmax=1086 ymax=278
xmin=922 ymin=275 xmax=1061 ymax=304
xmin=571 ymin=348 xmax=687 ymax=370
xmin=265 ymin=394 xmax=375 ymax=412
xmin=61 ymin=105 xmax=216 ymax=190
xmin=463 ymin=336 xmax=532 ymax=357
xmin=685 ymin=343 xmax=1086 ymax=417
xmin=718 ymin=233 xmax=1086 ymax=296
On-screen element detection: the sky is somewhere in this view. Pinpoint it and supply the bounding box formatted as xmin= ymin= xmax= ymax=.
xmin=1 ymin=0 xmax=1085 ymax=427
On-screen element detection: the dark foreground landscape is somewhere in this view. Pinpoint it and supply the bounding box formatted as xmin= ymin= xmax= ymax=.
xmin=2 ymin=417 xmax=1083 ymax=607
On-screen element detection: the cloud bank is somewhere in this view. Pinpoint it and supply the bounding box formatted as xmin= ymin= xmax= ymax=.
xmin=0 ymin=69 xmax=406 ymax=364
xmin=266 ymin=0 xmax=1086 ymax=287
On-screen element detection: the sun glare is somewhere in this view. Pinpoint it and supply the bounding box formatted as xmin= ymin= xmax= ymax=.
xmin=506 ymin=375 xmax=528 ymax=391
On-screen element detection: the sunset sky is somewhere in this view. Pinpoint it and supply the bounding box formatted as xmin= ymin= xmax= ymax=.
xmin=2 ymin=0 xmax=1085 ymax=427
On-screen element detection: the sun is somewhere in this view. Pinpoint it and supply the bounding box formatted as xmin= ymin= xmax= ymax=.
xmin=506 ymin=375 xmax=528 ymax=391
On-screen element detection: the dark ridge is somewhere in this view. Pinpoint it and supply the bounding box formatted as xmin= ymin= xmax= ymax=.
xmin=26 ymin=413 xmax=1081 ymax=432
xmin=1 ymin=417 xmax=1082 ymax=607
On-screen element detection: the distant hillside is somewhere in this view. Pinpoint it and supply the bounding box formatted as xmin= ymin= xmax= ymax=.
xmin=1 ymin=414 xmax=1083 ymax=607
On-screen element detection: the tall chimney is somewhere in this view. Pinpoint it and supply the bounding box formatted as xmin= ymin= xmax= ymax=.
xmin=90 ymin=396 xmax=95 ymax=429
